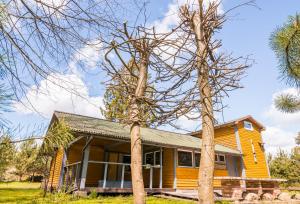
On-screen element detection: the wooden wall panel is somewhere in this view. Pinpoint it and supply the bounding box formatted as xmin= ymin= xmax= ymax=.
xmin=48 ymin=148 xmax=64 ymax=188
xmin=176 ymin=167 xmax=228 ymax=189
xmin=162 ymin=148 xmax=174 ymax=188
xmin=86 ymin=146 xmax=104 ymax=187
xmin=237 ymin=122 xmax=269 ymax=178
xmin=194 ymin=126 xmax=238 ymax=150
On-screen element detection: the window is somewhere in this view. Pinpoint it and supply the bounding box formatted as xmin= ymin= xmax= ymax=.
xmin=145 ymin=152 xmax=154 ymax=165
xmin=178 ymin=150 xmax=193 ymax=167
xmin=194 ymin=152 xmax=201 ymax=167
xmin=251 ymin=139 xmax=257 ymax=163
xmin=219 ymin=154 xmax=225 ymax=162
xmin=215 ymin=155 xmax=218 ymax=162
xmin=215 ymin=154 xmax=226 ymax=163
xmin=244 ymin=121 xmax=253 ymax=131
xmin=122 ymin=155 xmax=131 ymax=172
xmin=154 ymin=151 xmax=161 ymax=166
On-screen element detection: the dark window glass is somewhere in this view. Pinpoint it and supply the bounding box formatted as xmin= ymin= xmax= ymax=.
xmin=123 ymin=155 xmax=131 ymax=164
xmin=219 ymin=155 xmax=225 ymax=162
xmin=155 ymin=151 xmax=161 ymax=165
xmin=145 ymin=152 xmax=154 ymax=165
xmin=195 ymin=152 xmax=201 ymax=167
xmin=122 ymin=155 xmax=131 ymax=172
xmin=178 ymin=151 xmax=192 ymax=167
xmin=215 ymin=155 xmax=218 ymax=162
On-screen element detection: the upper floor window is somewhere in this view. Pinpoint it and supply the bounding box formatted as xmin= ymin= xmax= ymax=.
xmin=244 ymin=121 xmax=253 ymax=131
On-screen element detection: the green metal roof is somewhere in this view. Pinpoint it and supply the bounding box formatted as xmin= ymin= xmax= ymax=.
xmin=53 ymin=111 xmax=241 ymax=155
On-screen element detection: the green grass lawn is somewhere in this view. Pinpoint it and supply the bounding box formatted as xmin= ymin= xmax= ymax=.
xmin=0 ymin=182 xmax=195 ymax=204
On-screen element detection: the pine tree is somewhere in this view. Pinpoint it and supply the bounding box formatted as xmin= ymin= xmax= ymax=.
xmin=270 ymin=15 xmax=300 ymax=113
xmin=14 ymin=140 xmax=38 ymax=181
xmin=0 ymin=136 xmax=15 ymax=180
xmin=101 ymin=62 xmax=156 ymax=127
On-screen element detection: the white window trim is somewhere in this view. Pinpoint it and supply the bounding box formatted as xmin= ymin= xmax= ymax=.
xmin=194 ymin=151 xmax=201 ymax=168
xmin=218 ymin=154 xmax=226 ymax=163
xmin=177 ymin=149 xmax=194 ymax=168
xmin=244 ymin=121 xmax=254 ymax=131
xmin=251 ymin=139 xmax=257 ymax=163
xmin=215 ymin=153 xmax=226 ymax=164
xmin=154 ymin=151 xmax=161 ymax=166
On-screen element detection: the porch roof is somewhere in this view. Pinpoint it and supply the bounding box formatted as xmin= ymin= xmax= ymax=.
xmin=53 ymin=111 xmax=241 ymax=155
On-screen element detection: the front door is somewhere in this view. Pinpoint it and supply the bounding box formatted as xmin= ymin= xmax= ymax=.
xmin=226 ymin=155 xmax=239 ymax=177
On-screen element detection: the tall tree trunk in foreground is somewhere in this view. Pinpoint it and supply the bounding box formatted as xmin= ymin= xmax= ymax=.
xmin=193 ymin=1 xmax=215 ymax=203
xmin=178 ymin=1 xmax=251 ymax=202
xmin=130 ymin=56 xmax=148 ymax=204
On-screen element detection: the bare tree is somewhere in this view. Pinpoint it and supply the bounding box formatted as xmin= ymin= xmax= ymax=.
xmin=0 ymin=0 xmax=141 ymax=104
xmin=103 ymin=17 xmax=200 ymax=202
xmin=176 ymin=1 xmax=252 ymax=203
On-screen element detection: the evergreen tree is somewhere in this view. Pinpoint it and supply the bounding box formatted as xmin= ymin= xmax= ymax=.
xmin=269 ymin=148 xmax=300 ymax=185
xmin=270 ymin=15 xmax=300 ymax=113
xmin=101 ymin=62 xmax=156 ymax=127
xmin=0 ymin=135 xmax=15 ymax=180
xmin=14 ymin=140 xmax=38 ymax=181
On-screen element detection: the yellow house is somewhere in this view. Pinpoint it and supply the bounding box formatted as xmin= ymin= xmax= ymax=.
xmin=47 ymin=111 xmax=282 ymax=196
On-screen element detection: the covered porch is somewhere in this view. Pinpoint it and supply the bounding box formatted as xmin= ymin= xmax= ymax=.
xmin=59 ymin=134 xmax=244 ymax=193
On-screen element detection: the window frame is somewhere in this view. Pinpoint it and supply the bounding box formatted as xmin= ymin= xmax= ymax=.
xmin=215 ymin=153 xmax=226 ymax=164
xmin=177 ymin=149 xmax=194 ymax=168
xmin=244 ymin=121 xmax=254 ymax=131
xmin=154 ymin=150 xmax=161 ymax=166
xmin=144 ymin=152 xmax=154 ymax=165
xmin=218 ymin=154 xmax=226 ymax=163
xmin=194 ymin=151 xmax=201 ymax=168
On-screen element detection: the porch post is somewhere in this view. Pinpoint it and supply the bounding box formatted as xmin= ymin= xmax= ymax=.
xmin=103 ymin=162 xmax=108 ymax=188
xmin=173 ymin=148 xmax=177 ymax=189
xmin=79 ymin=145 xmax=90 ymax=190
xmin=149 ymin=167 xmax=153 ymax=189
xmin=159 ymin=147 xmax=163 ymax=189
xmin=74 ymin=163 xmax=79 ymax=188
xmin=121 ymin=164 xmax=125 ymax=188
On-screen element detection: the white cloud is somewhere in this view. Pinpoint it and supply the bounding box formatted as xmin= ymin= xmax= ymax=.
xmin=262 ymin=126 xmax=296 ymax=155
xmin=262 ymin=88 xmax=299 ymax=154
xmin=69 ymin=39 xmax=103 ymax=75
xmin=13 ymin=73 xmax=103 ymax=119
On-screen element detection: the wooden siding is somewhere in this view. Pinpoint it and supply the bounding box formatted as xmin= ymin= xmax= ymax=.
xmin=237 ymin=122 xmax=269 ymax=178
xmin=67 ymin=143 xmax=82 ymax=163
xmin=176 ymin=167 xmax=228 ymax=189
xmin=194 ymin=126 xmax=238 ymax=150
xmin=214 ymin=126 xmax=238 ymax=150
xmin=86 ymin=146 xmax=104 ymax=187
xmin=162 ymin=148 xmax=174 ymax=188
xmin=48 ymin=148 xmax=64 ymax=188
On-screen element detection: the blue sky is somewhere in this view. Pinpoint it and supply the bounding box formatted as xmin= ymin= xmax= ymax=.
xmin=4 ymin=0 xmax=300 ymax=154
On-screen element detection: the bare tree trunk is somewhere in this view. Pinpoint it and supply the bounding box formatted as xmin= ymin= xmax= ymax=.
xmin=194 ymin=1 xmax=215 ymax=203
xmin=130 ymin=56 xmax=148 ymax=204
xmin=130 ymin=122 xmax=145 ymax=204
xmin=197 ymin=71 xmax=215 ymax=204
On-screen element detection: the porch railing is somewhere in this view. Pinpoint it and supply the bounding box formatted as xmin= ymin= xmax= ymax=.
xmin=63 ymin=161 xmax=162 ymax=190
